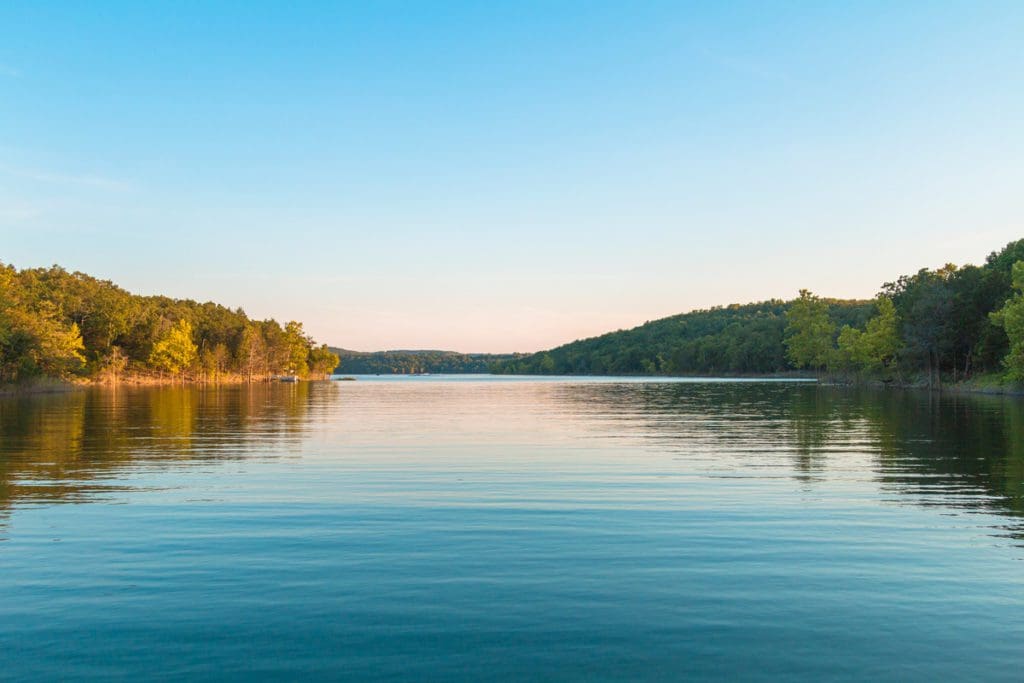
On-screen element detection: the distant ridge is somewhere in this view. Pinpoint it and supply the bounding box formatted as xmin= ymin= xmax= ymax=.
xmin=330 ymin=348 xmax=520 ymax=375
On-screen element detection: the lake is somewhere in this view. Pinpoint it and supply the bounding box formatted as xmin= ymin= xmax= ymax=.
xmin=1 ymin=376 xmax=1023 ymax=680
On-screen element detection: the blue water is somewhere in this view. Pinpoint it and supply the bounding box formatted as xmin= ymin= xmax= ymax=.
xmin=1 ymin=377 xmax=1023 ymax=680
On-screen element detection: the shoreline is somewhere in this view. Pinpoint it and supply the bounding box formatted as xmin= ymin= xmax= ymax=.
xmin=1 ymin=374 xmax=334 ymax=396
xmin=5 ymin=372 xmax=1022 ymax=398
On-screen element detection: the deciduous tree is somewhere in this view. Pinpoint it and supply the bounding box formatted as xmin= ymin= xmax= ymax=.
xmin=784 ymin=290 xmax=836 ymax=371
xmin=991 ymin=261 xmax=1024 ymax=381
xmin=149 ymin=319 xmax=198 ymax=379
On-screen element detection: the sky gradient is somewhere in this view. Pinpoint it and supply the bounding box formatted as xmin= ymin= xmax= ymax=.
xmin=2 ymin=1 xmax=1022 ymax=352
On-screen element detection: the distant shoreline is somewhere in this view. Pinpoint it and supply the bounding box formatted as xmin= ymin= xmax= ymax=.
xmin=5 ymin=372 xmax=1022 ymax=398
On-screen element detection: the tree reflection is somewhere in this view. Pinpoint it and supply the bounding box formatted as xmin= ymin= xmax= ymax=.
xmin=557 ymin=381 xmax=1024 ymax=527
xmin=0 ymin=382 xmax=332 ymax=532
xmin=3 ymin=380 xmax=1024 ymax=541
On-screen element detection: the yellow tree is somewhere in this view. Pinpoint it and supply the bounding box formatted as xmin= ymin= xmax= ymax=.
xmin=149 ymin=319 xmax=198 ymax=380
xmin=283 ymin=321 xmax=312 ymax=377
xmin=31 ymin=311 xmax=87 ymax=377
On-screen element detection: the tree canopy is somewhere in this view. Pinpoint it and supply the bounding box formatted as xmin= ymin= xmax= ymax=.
xmin=0 ymin=263 xmax=338 ymax=384
xmin=991 ymin=261 xmax=1024 ymax=381
xmin=491 ymin=300 xmax=871 ymax=376
xmin=331 ymin=348 xmax=517 ymax=375
xmin=785 ymin=290 xmax=836 ymax=371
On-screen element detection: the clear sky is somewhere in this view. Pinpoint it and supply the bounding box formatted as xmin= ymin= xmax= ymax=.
xmin=2 ymin=1 xmax=1022 ymax=352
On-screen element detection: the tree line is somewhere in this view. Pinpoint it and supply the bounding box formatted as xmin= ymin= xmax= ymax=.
xmin=331 ymin=348 xmax=518 ymax=375
xmin=1 ymin=263 xmax=338 ymax=384
xmin=492 ymin=238 xmax=1024 ymax=386
xmin=490 ymin=300 xmax=873 ymax=376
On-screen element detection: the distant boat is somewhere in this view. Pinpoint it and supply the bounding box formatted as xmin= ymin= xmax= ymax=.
xmin=334 ymin=376 xmax=357 ymax=381
xmin=276 ymin=375 xmax=299 ymax=383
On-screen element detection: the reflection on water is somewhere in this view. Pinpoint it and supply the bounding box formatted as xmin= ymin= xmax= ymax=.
xmin=8 ymin=381 xmax=1019 ymax=533
xmin=2 ymin=378 xmax=1024 ymax=681
xmin=551 ymin=383 xmax=1024 ymax=526
xmin=0 ymin=382 xmax=325 ymax=518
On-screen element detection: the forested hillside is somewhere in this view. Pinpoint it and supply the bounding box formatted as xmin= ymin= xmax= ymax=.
xmin=490 ymin=300 xmax=873 ymax=376
xmin=492 ymin=239 xmax=1024 ymax=385
xmin=331 ymin=348 xmax=518 ymax=375
xmin=1 ymin=264 xmax=338 ymax=384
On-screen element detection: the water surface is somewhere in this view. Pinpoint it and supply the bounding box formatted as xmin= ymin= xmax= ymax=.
xmin=2 ymin=377 xmax=1023 ymax=680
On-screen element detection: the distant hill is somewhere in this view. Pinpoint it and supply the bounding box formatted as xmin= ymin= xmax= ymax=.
xmin=334 ymin=238 xmax=1024 ymax=382
xmin=330 ymin=348 xmax=520 ymax=375
xmin=489 ymin=300 xmax=874 ymax=376
xmin=490 ymin=238 xmax=1024 ymax=381
xmin=329 ymin=301 xmax=874 ymax=377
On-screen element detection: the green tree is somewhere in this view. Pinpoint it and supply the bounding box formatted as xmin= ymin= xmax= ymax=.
xmin=33 ymin=317 xmax=87 ymax=377
xmin=884 ymin=266 xmax=956 ymax=387
xmin=991 ymin=261 xmax=1024 ymax=382
xmin=784 ymin=290 xmax=836 ymax=371
xmin=539 ymin=353 xmax=556 ymax=374
xmin=0 ymin=267 xmax=85 ymax=382
xmin=308 ymin=344 xmax=340 ymax=379
xmin=283 ymin=321 xmax=312 ymax=377
xmin=200 ymin=342 xmax=231 ymax=381
xmin=836 ymin=296 xmax=899 ymax=375
xmin=260 ymin=320 xmax=290 ymax=375
xmin=836 ymin=326 xmax=866 ymax=372
xmin=0 ymin=264 xmax=28 ymax=382
xmin=237 ymin=324 xmax=267 ymax=381
xmin=148 ymin=319 xmax=198 ymax=379
xmin=862 ymin=296 xmax=900 ymax=370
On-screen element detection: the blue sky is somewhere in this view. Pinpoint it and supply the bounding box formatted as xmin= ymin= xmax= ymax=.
xmin=2 ymin=1 xmax=1022 ymax=352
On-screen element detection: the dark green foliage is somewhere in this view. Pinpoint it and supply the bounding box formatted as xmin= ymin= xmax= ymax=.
xmin=495 ymin=238 xmax=1024 ymax=382
xmin=990 ymin=262 xmax=1024 ymax=381
xmin=882 ymin=239 xmax=1024 ymax=383
xmin=331 ymin=348 xmax=518 ymax=374
xmin=491 ymin=300 xmax=873 ymax=376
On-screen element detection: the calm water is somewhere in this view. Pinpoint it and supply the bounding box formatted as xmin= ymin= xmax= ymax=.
xmin=2 ymin=376 xmax=1023 ymax=680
